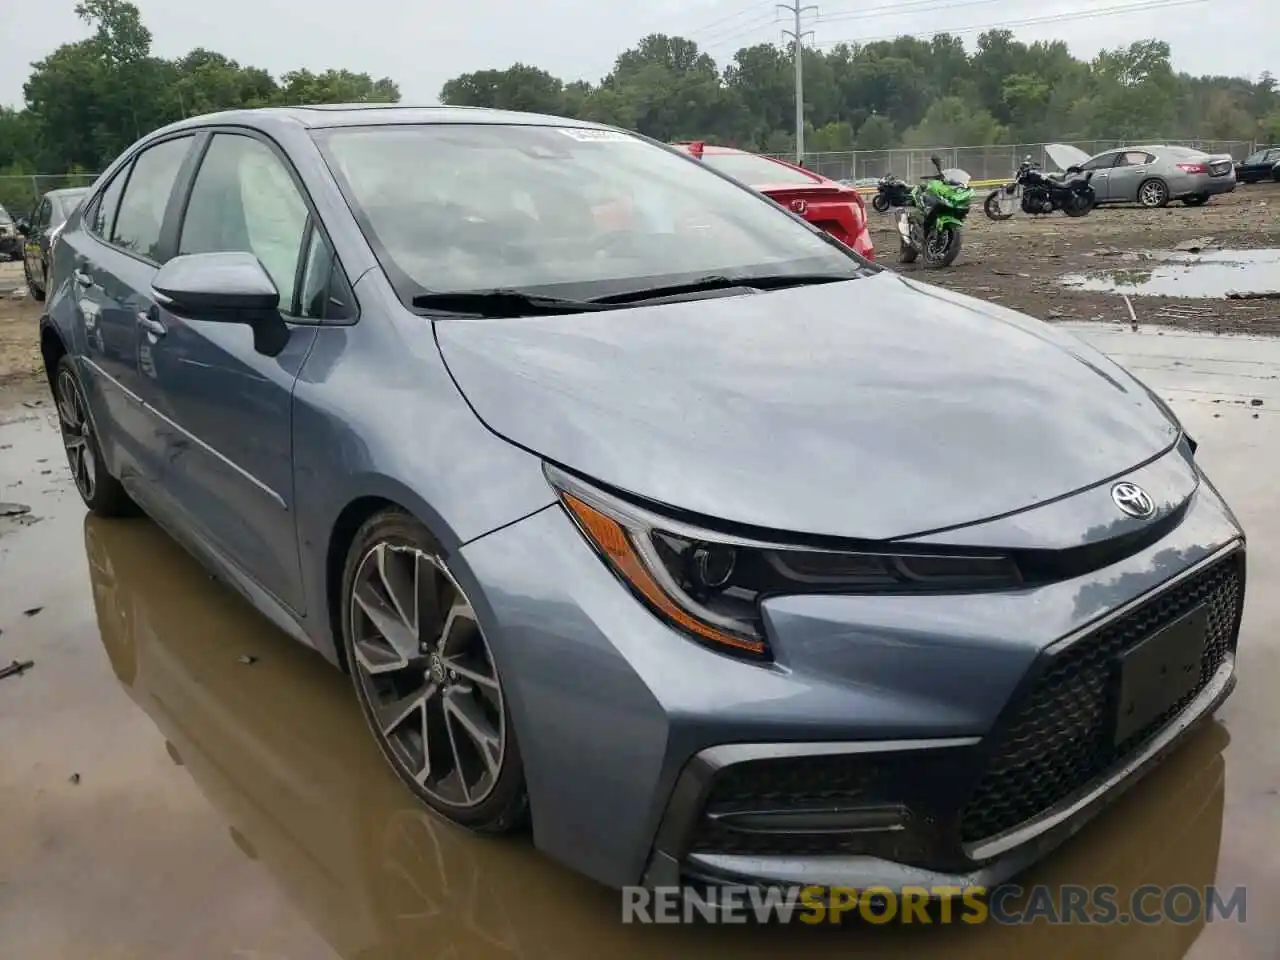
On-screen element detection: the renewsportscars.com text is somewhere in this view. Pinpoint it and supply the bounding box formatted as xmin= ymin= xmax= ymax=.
xmin=621 ymin=884 xmax=1248 ymax=925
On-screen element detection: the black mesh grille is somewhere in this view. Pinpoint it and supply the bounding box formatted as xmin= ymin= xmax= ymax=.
xmin=960 ymin=551 xmax=1243 ymax=845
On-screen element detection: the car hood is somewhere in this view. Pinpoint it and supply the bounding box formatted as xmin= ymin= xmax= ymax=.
xmin=1046 ymin=143 xmax=1090 ymax=171
xmin=435 ymin=273 xmax=1179 ymax=541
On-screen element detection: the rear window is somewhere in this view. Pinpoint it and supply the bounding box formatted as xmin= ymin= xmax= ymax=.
xmin=699 ymin=152 xmax=822 ymax=187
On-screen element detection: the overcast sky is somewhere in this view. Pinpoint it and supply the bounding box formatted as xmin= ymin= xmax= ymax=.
xmin=1 ymin=0 xmax=1271 ymax=110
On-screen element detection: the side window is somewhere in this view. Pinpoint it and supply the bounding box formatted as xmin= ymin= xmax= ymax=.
xmin=112 ymin=136 xmax=195 ymax=261
xmin=298 ymin=227 xmax=355 ymax=321
xmin=179 ymin=134 xmax=309 ymax=310
xmin=1081 ymin=153 xmax=1117 ymax=171
xmin=89 ymin=169 xmax=128 ymax=238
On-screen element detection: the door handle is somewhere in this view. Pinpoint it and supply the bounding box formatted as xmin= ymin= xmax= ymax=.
xmin=137 ymin=311 xmax=167 ymax=338
xmin=74 ymin=270 xmax=93 ymax=288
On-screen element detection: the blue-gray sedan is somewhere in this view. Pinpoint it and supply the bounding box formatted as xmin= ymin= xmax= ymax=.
xmin=38 ymin=105 xmax=1245 ymax=894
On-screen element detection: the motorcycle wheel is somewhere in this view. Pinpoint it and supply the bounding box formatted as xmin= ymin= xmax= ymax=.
xmin=923 ymin=227 xmax=961 ymax=269
xmin=898 ymin=239 xmax=919 ymax=264
xmin=1063 ymin=192 xmax=1095 ymax=217
xmin=872 ymin=194 xmax=890 ymax=214
xmin=984 ymin=190 xmax=1015 ymax=221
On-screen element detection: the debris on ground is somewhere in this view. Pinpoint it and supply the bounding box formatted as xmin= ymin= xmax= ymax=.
xmin=1174 ymin=237 xmax=1216 ymax=253
xmin=22 ymin=606 xmax=42 ymax=617
xmin=1252 ymin=398 xmax=1265 ymax=406
xmin=237 ymin=655 xmax=258 ymax=665
xmin=68 ymin=773 xmax=80 ymax=784
xmin=0 ymin=659 xmax=35 ymax=681
xmin=0 ymin=502 xmax=30 ymax=517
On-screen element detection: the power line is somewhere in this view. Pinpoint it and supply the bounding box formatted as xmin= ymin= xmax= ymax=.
xmin=812 ymin=0 xmax=1209 ymax=45
xmin=779 ymin=1 xmax=819 ymax=162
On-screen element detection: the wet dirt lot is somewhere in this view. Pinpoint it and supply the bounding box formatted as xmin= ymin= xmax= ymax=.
xmin=2 ymin=324 xmax=1279 ymax=958
xmin=870 ymin=180 xmax=1280 ymax=335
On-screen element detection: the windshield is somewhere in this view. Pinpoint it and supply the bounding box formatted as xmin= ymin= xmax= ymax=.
xmin=314 ymin=124 xmax=859 ymax=303
xmin=941 ymin=168 xmax=972 ymax=187
xmin=698 ymin=152 xmax=821 ymax=186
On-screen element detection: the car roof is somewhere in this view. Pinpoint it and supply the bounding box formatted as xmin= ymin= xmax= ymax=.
xmin=148 ymin=103 xmax=619 ymax=138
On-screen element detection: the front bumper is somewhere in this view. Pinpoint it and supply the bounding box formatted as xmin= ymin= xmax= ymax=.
xmin=458 ymin=452 xmax=1245 ymax=891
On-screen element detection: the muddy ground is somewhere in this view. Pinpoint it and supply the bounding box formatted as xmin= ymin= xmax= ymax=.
xmin=870 ymin=180 xmax=1280 ymax=332
xmin=3 ymin=323 xmax=1278 ymax=958
xmin=1 ymin=182 xmax=1279 ymax=408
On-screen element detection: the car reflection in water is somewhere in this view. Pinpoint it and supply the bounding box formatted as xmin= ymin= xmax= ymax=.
xmin=84 ymin=515 xmax=1233 ymax=960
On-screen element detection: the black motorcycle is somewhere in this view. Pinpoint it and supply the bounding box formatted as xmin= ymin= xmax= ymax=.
xmin=984 ymin=156 xmax=1096 ymax=220
xmin=871 ymin=173 xmax=913 ymax=213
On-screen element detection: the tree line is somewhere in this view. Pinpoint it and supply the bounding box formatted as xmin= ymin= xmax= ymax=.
xmin=441 ymin=33 xmax=1279 ymax=155
xmin=2 ymin=0 xmax=1278 ymax=193
xmin=0 ymin=0 xmax=399 ymax=183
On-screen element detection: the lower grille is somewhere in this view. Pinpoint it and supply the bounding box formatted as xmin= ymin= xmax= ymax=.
xmin=960 ymin=551 xmax=1243 ymax=845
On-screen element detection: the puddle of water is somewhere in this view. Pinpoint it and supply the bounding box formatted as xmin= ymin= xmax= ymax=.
xmin=1060 ymin=248 xmax=1280 ymax=299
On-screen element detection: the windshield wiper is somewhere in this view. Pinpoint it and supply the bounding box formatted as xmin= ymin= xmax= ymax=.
xmin=587 ymin=272 xmax=857 ymax=305
xmin=411 ymin=289 xmax=615 ymax=317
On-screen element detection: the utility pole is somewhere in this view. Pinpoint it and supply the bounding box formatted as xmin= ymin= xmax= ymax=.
xmin=778 ymin=1 xmax=817 ymax=165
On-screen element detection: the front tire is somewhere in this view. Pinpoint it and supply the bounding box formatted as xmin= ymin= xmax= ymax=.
xmin=984 ymin=190 xmax=1014 ymax=221
xmin=1138 ymin=178 xmax=1170 ymax=208
xmin=872 ymin=194 xmax=890 ymax=214
xmin=341 ymin=508 xmax=528 ymax=833
xmin=923 ymin=226 xmax=961 ymax=268
xmin=54 ymin=356 xmax=134 ymax=516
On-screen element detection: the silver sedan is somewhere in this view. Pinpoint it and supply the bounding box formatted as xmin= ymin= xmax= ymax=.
xmin=1046 ymin=143 xmax=1236 ymax=208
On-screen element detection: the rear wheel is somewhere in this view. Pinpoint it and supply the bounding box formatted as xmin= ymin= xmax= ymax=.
xmin=1138 ymin=178 xmax=1169 ymax=208
xmin=1183 ymin=194 xmax=1209 ymax=207
xmin=54 ymin=355 xmax=134 ymax=516
xmin=898 ymin=239 xmax=918 ymax=264
xmin=1063 ymin=191 xmax=1095 ymax=217
xmin=341 ymin=509 xmax=528 ymax=834
xmin=871 ymin=194 xmax=890 ymax=214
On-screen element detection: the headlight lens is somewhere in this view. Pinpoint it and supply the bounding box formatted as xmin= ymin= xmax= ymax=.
xmin=547 ymin=466 xmax=1022 ymax=660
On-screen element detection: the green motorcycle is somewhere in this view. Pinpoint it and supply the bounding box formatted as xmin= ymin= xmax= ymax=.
xmin=895 ymin=155 xmax=974 ymax=268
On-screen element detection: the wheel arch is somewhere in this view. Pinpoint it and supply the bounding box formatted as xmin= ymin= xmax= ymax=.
xmin=39 ymin=318 xmax=67 ymax=389
xmin=324 ymin=494 xmax=399 ymax=674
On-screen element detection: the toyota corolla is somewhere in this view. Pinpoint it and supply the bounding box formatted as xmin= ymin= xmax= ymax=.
xmin=40 ymin=105 xmax=1245 ymax=894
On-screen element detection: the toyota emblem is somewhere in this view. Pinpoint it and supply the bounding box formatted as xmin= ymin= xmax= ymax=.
xmin=1111 ymin=481 xmax=1156 ymax=519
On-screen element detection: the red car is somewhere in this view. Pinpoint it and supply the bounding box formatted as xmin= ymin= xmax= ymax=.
xmin=673 ymin=142 xmax=874 ymax=260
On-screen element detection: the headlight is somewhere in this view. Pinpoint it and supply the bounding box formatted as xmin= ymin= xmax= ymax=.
xmin=546 ymin=466 xmax=1022 ymax=660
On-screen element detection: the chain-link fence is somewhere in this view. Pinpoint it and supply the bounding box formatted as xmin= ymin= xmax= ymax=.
xmin=0 ymin=173 xmax=100 ymax=220
xmin=772 ymin=140 xmax=1258 ymax=184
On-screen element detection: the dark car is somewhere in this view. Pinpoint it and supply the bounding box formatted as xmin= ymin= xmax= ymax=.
xmin=1235 ymin=146 xmax=1280 ymax=184
xmin=38 ymin=105 xmax=1245 ymax=896
xmin=18 ymin=187 xmax=89 ymax=300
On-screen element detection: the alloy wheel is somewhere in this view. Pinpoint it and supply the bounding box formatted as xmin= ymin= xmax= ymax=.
xmin=349 ymin=542 xmax=506 ymax=809
xmin=1139 ymin=180 xmax=1167 ymax=207
xmin=56 ymin=369 xmax=96 ymax=501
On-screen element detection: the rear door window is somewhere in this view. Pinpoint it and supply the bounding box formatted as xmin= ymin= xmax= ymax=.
xmin=111 ymin=135 xmax=195 ymax=261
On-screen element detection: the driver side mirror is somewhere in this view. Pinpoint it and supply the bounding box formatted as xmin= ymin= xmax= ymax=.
xmin=14 ymin=219 xmax=30 ymax=237
xmin=151 ymin=251 xmax=290 ymax=357
xmin=1066 ymin=165 xmax=1082 ymax=174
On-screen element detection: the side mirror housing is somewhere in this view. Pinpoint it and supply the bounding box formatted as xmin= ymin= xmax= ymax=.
xmin=152 ymin=251 xmax=289 ymax=356
xmin=1066 ymin=165 xmax=1082 ymax=174
xmin=15 ymin=219 xmax=30 ymax=237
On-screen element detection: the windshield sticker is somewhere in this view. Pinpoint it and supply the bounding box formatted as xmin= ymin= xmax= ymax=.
xmin=557 ymin=128 xmax=636 ymax=143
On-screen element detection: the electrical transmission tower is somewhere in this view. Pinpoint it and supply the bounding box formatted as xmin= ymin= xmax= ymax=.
xmin=778 ymin=1 xmax=817 ymax=164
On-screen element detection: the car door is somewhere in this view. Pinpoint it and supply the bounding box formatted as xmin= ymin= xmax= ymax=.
xmin=1079 ymin=151 xmax=1120 ymax=200
xmin=65 ymin=134 xmax=199 ymax=491
xmin=24 ymin=196 xmax=50 ymax=282
xmin=1109 ymin=151 xmax=1156 ymax=202
xmin=137 ymin=130 xmax=330 ymax=615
